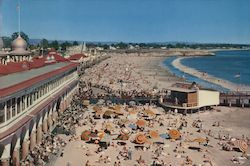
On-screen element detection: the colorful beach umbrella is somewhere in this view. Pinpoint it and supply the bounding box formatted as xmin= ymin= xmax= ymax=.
xmin=234 ymin=140 xmax=248 ymax=153
xmin=168 ymin=129 xmax=181 ymax=140
xmin=160 ymin=133 xmax=170 ymax=139
xmin=81 ymin=130 xmax=91 ymax=141
xmin=98 ymin=131 xmax=105 ymax=139
xmin=128 ymin=124 xmax=137 ymax=130
xmin=136 ymin=119 xmax=147 ymax=127
xmin=121 ymin=128 xmax=130 ymax=135
xmin=149 ymin=130 xmax=159 ymax=138
xmin=135 ymin=133 xmax=147 ymax=144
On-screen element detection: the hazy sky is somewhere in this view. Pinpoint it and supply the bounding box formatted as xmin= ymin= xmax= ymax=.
xmin=1 ymin=0 xmax=250 ymax=43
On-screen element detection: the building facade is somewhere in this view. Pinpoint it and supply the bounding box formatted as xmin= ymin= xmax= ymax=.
xmin=0 ymin=61 xmax=79 ymax=166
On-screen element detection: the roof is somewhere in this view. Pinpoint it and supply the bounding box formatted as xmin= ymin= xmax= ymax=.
xmin=0 ymin=53 xmax=68 ymax=75
xmin=69 ymin=53 xmax=86 ymax=60
xmin=168 ymin=87 xmax=197 ymax=93
xmin=0 ymin=62 xmax=78 ymax=98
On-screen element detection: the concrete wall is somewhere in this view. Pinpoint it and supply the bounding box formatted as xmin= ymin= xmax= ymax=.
xmin=198 ymin=90 xmax=220 ymax=107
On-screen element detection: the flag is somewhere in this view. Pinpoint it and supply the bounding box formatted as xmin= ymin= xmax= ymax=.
xmin=234 ymin=73 xmax=241 ymax=78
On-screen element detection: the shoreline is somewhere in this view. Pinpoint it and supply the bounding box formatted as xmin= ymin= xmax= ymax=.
xmin=171 ymin=56 xmax=250 ymax=91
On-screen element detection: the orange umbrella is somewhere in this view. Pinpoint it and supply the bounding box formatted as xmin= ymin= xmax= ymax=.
xmin=135 ymin=133 xmax=147 ymax=144
xmin=145 ymin=109 xmax=155 ymax=116
xmin=234 ymin=140 xmax=248 ymax=153
xmin=95 ymin=109 xmax=103 ymax=116
xmin=81 ymin=130 xmax=91 ymax=141
xmin=149 ymin=130 xmax=159 ymax=138
xmin=93 ymin=106 xmax=101 ymax=112
xmin=136 ymin=119 xmax=147 ymax=127
xmin=168 ymin=129 xmax=181 ymax=140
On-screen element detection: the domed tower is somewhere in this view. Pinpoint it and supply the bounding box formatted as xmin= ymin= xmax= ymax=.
xmin=9 ymin=35 xmax=31 ymax=62
xmin=12 ymin=35 xmax=28 ymax=51
xmin=9 ymin=1 xmax=31 ymax=62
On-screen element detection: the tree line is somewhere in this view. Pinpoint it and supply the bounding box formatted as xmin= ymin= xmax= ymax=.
xmin=2 ymin=32 xmax=249 ymax=51
xmin=2 ymin=32 xmax=78 ymax=51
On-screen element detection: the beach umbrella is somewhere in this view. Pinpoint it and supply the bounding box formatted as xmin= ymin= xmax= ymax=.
xmin=192 ymin=137 xmax=206 ymax=144
xmin=145 ymin=109 xmax=155 ymax=116
xmin=121 ymin=128 xmax=130 ymax=135
xmin=136 ymin=119 xmax=147 ymax=127
xmin=105 ymin=123 xmax=114 ymax=131
xmin=81 ymin=130 xmax=91 ymax=141
xmin=234 ymin=140 xmax=248 ymax=153
xmin=135 ymin=133 xmax=147 ymax=144
xmin=93 ymin=106 xmax=101 ymax=112
xmin=101 ymin=134 xmax=111 ymax=143
xmin=98 ymin=131 xmax=105 ymax=140
xmin=149 ymin=130 xmax=159 ymax=139
xmin=114 ymin=105 xmax=122 ymax=111
xmin=97 ymin=99 xmax=105 ymax=105
xmin=129 ymin=101 xmax=136 ymax=106
xmin=117 ymin=134 xmax=130 ymax=141
xmin=128 ymin=124 xmax=137 ymax=130
xmin=103 ymin=110 xmax=113 ymax=118
xmin=82 ymin=100 xmax=90 ymax=106
xmin=168 ymin=129 xmax=181 ymax=140
xmin=160 ymin=133 xmax=170 ymax=139
xmin=113 ymin=109 xmax=124 ymax=115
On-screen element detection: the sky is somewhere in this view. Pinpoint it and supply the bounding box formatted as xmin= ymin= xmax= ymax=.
xmin=0 ymin=0 xmax=250 ymax=44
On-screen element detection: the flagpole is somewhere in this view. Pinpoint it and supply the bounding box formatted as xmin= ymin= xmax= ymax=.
xmin=18 ymin=0 xmax=21 ymax=36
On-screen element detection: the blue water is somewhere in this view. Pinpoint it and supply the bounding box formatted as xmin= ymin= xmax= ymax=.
xmin=163 ymin=50 xmax=250 ymax=92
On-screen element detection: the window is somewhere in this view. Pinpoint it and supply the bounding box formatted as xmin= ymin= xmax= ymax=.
xmin=11 ymin=98 xmax=16 ymax=117
xmin=22 ymin=96 xmax=25 ymax=111
xmin=0 ymin=102 xmax=5 ymax=124
xmin=7 ymin=100 xmax=11 ymax=120
xmin=17 ymin=98 xmax=21 ymax=114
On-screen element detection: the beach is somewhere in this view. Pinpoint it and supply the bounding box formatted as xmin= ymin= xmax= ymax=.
xmin=49 ymin=54 xmax=250 ymax=166
xmin=81 ymin=55 xmax=183 ymax=93
xmin=172 ymin=57 xmax=250 ymax=91
xmin=53 ymin=103 xmax=250 ymax=166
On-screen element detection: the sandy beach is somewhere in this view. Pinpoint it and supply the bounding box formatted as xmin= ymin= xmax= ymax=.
xmin=54 ymin=104 xmax=250 ymax=166
xmin=81 ymin=55 xmax=183 ymax=93
xmin=49 ymin=54 xmax=250 ymax=166
xmin=172 ymin=57 xmax=250 ymax=91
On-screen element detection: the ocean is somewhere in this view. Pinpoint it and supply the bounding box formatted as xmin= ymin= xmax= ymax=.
xmin=162 ymin=50 xmax=250 ymax=92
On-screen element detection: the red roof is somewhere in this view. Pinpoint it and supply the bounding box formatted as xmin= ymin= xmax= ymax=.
xmin=69 ymin=53 xmax=86 ymax=60
xmin=0 ymin=53 xmax=69 ymax=75
xmin=0 ymin=63 xmax=78 ymax=97
xmin=0 ymin=61 xmax=30 ymax=75
xmin=30 ymin=57 xmax=46 ymax=68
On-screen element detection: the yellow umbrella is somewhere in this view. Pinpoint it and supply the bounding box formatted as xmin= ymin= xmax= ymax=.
xmin=98 ymin=131 xmax=105 ymax=139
